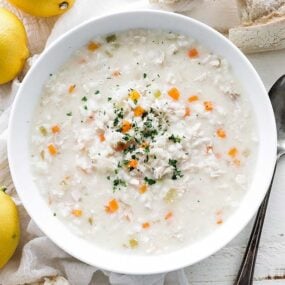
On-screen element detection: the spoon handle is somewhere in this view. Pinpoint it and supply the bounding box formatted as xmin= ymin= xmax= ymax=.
xmin=234 ymin=161 xmax=278 ymax=285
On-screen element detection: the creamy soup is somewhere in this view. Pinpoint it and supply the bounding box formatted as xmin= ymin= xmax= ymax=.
xmin=30 ymin=29 xmax=257 ymax=254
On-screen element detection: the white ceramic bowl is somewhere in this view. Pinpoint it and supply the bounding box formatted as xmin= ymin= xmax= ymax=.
xmin=8 ymin=10 xmax=277 ymax=274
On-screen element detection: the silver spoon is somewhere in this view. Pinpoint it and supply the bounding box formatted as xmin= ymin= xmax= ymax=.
xmin=234 ymin=75 xmax=285 ymax=285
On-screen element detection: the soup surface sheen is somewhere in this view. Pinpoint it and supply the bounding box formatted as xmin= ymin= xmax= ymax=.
xmin=31 ymin=29 xmax=257 ymax=254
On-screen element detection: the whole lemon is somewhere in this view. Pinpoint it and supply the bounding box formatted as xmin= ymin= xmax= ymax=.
xmin=0 ymin=8 xmax=29 ymax=85
xmin=0 ymin=188 xmax=20 ymax=269
xmin=7 ymin=0 xmax=75 ymax=17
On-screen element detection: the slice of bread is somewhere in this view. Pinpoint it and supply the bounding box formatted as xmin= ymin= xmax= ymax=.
xmin=229 ymin=16 xmax=285 ymax=52
xmin=150 ymin=0 xmax=285 ymax=53
xmin=229 ymin=0 xmax=285 ymax=52
xmin=237 ymin=0 xmax=285 ymax=23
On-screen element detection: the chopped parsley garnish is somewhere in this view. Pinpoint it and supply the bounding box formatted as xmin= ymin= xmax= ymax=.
xmin=113 ymin=178 xmax=127 ymax=191
xmin=144 ymin=177 xmax=156 ymax=185
xmin=123 ymin=144 xmax=136 ymax=154
xmin=168 ymin=159 xmax=183 ymax=180
xmin=168 ymin=159 xmax=178 ymax=167
xmin=142 ymin=129 xmax=158 ymax=139
xmin=66 ymin=112 xmax=72 ymax=116
xmin=106 ymin=34 xmax=117 ymax=43
xmin=172 ymin=169 xmax=183 ymax=180
xmin=143 ymin=155 xmax=149 ymax=163
xmin=84 ymin=105 xmax=88 ymax=110
xmin=113 ymin=117 xmax=119 ymax=127
xmin=168 ymin=134 xmax=182 ymax=143
xmin=122 ymin=134 xmax=131 ymax=141
xmin=143 ymin=73 xmax=147 ymax=79
xmin=106 ymin=101 xmax=184 ymax=189
xmin=108 ymin=97 xmax=112 ymax=101
xmin=113 ymin=107 xmax=123 ymax=123
xmin=141 ymin=111 xmax=148 ymax=119
xmin=114 ymin=106 xmax=124 ymax=118
xmin=81 ymin=96 xmax=88 ymax=102
xmin=143 ymin=120 xmax=152 ymax=128
xmin=95 ymin=90 xmax=100 ymax=95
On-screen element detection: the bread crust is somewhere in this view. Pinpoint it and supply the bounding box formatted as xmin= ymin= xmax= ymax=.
xmin=229 ymin=15 xmax=285 ymax=53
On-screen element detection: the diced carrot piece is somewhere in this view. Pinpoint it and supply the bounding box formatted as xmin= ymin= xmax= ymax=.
xmin=168 ymin=87 xmax=180 ymax=101
xmin=71 ymin=209 xmax=82 ymax=217
xmin=48 ymin=144 xmax=57 ymax=156
xmin=87 ymin=41 xmax=101 ymax=51
xmin=188 ymin=95 xmax=199 ymax=102
xmin=228 ymin=147 xmax=238 ymax=158
xmin=98 ymin=132 xmax=105 ymax=142
xmin=133 ymin=106 xmax=145 ymax=117
xmin=112 ymin=70 xmax=121 ymax=77
xmin=105 ymin=199 xmax=119 ymax=214
xmin=184 ymin=106 xmax=191 ymax=117
xmin=188 ymin=48 xmax=199 ymax=58
xmin=142 ymin=222 xmax=150 ymax=229
xmin=165 ymin=211 xmax=173 ymax=220
xmin=68 ymin=84 xmax=76 ymax=94
xmin=51 ymin=125 xmax=60 ymax=134
xmin=121 ymin=120 xmax=132 ymax=133
xmin=129 ymin=90 xmax=140 ymax=101
xmin=128 ymin=159 xmax=138 ymax=169
xmin=216 ymin=128 xmax=226 ymax=138
xmin=204 ymin=101 xmax=213 ymax=111
xmin=216 ymin=210 xmax=223 ymax=224
xmin=139 ymin=184 xmax=148 ymax=194
xmin=216 ymin=218 xmax=223 ymax=224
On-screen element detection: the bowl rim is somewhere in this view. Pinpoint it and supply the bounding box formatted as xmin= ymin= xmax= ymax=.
xmin=8 ymin=10 xmax=277 ymax=275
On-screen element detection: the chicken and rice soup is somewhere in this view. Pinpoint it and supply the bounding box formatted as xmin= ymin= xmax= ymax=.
xmin=30 ymin=29 xmax=257 ymax=254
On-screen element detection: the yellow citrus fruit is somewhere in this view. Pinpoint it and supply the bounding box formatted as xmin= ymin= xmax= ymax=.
xmin=7 ymin=0 xmax=75 ymax=17
xmin=0 ymin=8 xmax=29 ymax=85
xmin=0 ymin=188 xmax=20 ymax=269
